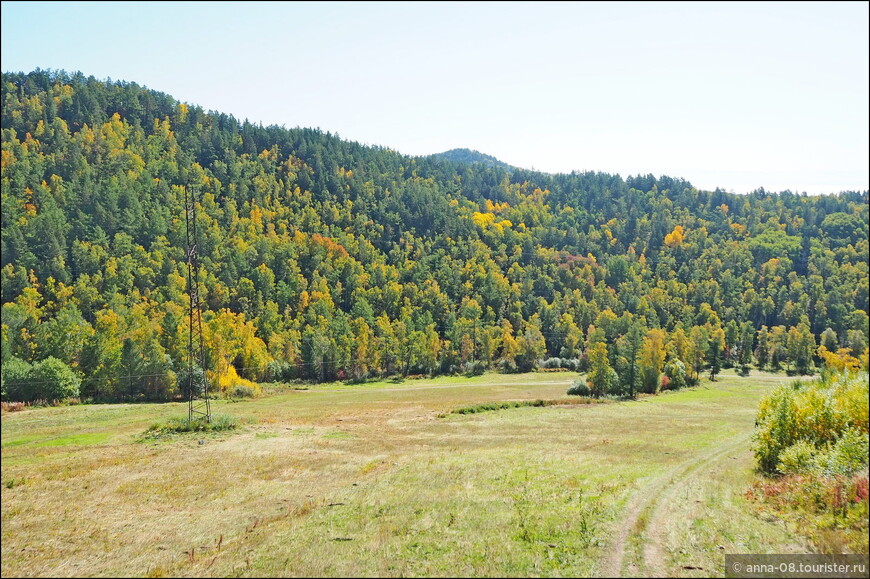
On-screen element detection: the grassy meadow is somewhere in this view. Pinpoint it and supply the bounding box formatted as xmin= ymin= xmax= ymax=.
xmin=1 ymin=370 xmax=809 ymax=577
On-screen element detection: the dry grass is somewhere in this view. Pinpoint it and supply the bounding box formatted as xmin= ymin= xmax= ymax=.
xmin=1 ymin=370 xmax=811 ymax=577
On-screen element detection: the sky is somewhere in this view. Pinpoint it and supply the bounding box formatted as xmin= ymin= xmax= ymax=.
xmin=1 ymin=1 xmax=868 ymax=195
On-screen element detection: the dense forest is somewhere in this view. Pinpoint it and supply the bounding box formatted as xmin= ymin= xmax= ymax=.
xmin=1 ymin=69 xmax=868 ymax=401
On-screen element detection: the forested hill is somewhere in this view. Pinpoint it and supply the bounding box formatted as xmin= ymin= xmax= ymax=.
xmin=1 ymin=69 xmax=868 ymax=401
xmin=432 ymin=148 xmax=514 ymax=170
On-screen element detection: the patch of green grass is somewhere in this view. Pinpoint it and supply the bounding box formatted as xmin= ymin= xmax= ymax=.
xmin=33 ymin=432 xmax=113 ymax=447
xmin=141 ymin=413 xmax=241 ymax=438
xmin=1 ymin=434 xmax=44 ymax=448
xmin=441 ymin=397 xmax=603 ymax=416
xmin=254 ymin=431 xmax=280 ymax=439
xmin=2 ymin=431 xmax=114 ymax=448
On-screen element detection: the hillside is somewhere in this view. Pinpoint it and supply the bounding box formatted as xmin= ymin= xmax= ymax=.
xmin=431 ymin=148 xmax=514 ymax=170
xmin=1 ymin=69 xmax=868 ymax=400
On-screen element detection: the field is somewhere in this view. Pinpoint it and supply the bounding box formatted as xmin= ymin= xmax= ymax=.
xmin=1 ymin=370 xmax=809 ymax=577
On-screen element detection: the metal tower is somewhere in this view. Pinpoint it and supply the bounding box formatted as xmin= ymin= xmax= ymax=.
xmin=184 ymin=184 xmax=211 ymax=423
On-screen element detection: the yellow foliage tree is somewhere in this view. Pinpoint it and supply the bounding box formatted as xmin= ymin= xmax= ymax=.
xmin=664 ymin=225 xmax=685 ymax=248
xmin=817 ymin=345 xmax=861 ymax=373
xmin=206 ymin=309 xmax=270 ymax=391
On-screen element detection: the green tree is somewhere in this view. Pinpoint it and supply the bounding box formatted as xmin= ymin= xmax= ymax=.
xmin=707 ymin=327 xmax=725 ymax=381
xmin=755 ymin=326 xmax=770 ymax=370
xmin=515 ymin=315 xmax=546 ymax=372
xmin=616 ymin=322 xmax=643 ymax=398
xmin=736 ymin=321 xmax=755 ymax=375
xmin=787 ymin=319 xmax=816 ymax=375
xmin=586 ymin=342 xmax=617 ymax=397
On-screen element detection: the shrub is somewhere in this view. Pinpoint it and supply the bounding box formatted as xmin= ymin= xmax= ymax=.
xmin=1 ymin=401 xmax=28 ymax=412
xmin=746 ymin=472 xmax=869 ymax=553
xmin=461 ymin=360 xmax=487 ymax=376
xmin=215 ymin=365 xmax=260 ymax=397
xmin=1 ymin=357 xmax=32 ymax=401
xmin=443 ymin=398 xmax=602 ymax=417
xmin=663 ymin=358 xmax=687 ymax=390
xmin=4 ymin=357 xmax=80 ymax=402
xmin=613 ymin=375 xmax=637 ymax=398
xmin=230 ymin=384 xmax=257 ymax=399
xmin=541 ymin=357 xmax=581 ymax=371
xmin=31 ymin=357 xmax=81 ymax=401
xmin=754 ymin=372 xmax=869 ymax=474
xmin=754 ymin=382 xmax=800 ymax=473
xmin=499 ymin=358 xmax=519 ymax=374
xmin=145 ymin=413 xmax=239 ymax=436
xmin=817 ymin=428 xmax=870 ymax=477
xmin=567 ymin=379 xmax=592 ymax=397
xmin=267 ymin=359 xmax=297 ymax=382
xmin=640 ymin=367 xmax=660 ymax=394
xmin=777 ymin=440 xmax=819 ymax=475
xmin=541 ymin=357 xmax=561 ymax=369
xmin=600 ymin=368 xmax=620 ymax=397
xmin=659 ymin=375 xmax=671 ymax=391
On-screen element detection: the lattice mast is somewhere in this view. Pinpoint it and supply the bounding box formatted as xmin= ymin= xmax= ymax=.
xmin=184 ymin=185 xmax=211 ymax=423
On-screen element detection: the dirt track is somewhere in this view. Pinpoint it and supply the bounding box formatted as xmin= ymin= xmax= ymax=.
xmin=599 ymin=433 xmax=751 ymax=578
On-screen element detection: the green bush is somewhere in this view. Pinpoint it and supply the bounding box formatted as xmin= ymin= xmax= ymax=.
xmin=1 ymin=357 xmax=32 ymax=401
xmin=2 ymin=356 xmax=79 ymax=402
xmin=230 ymin=384 xmax=256 ymax=398
xmin=817 ymin=428 xmax=870 ymax=477
xmin=754 ymin=383 xmax=799 ymax=473
xmin=145 ymin=413 xmax=239 ymax=435
xmin=266 ymin=359 xmax=296 ymax=382
xmin=567 ymin=379 xmax=592 ymax=397
xmin=663 ymin=359 xmax=687 ymax=390
xmin=608 ymin=374 xmax=633 ymax=398
xmin=461 ymin=360 xmax=487 ymax=376
xmin=541 ymin=357 xmax=581 ymax=371
xmin=498 ymin=358 xmax=519 ymax=374
xmin=777 ymin=440 xmax=819 ymax=475
xmin=29 ymin=357 xmax=81 ymax=401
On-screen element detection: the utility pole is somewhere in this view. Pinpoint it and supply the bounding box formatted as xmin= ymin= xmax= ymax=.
xmin=184 ymin=184 xmax=211 ymax=423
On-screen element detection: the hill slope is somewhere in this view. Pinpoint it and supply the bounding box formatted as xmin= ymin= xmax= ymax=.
xmin=431 ymin=148 xmax=514 ymax=170
xmin=1 ymin=69 xmax=868 ymax=400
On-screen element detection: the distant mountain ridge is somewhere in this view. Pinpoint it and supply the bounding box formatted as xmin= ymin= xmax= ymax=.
xmin=431 ymin=148 xmax=514 ymax=170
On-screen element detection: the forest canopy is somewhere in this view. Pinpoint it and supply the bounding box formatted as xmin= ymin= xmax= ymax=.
xmin=1 ymin=69 xmax=868 ymax=401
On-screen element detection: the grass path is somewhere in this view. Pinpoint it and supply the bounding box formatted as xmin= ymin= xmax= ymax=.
xmin=599 ymin=432 xmax=751 ymax=577
xmin=639 ymin=433 xmax=751 ymax=577
xmin=599 ymin=374 xmax=809 ymax=578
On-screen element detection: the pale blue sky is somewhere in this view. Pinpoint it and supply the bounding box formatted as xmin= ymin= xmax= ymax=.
xmin=2 ymin=1 xmax=868 ymax=194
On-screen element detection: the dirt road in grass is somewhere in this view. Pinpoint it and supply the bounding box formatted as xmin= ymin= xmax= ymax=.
xmin=598 ymin=375 xmax=809 ymax=579
xmin=599 ymin=433 xmax=752 ymax=577
xmin=640 ymin=434 xmax=754 ymax=576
